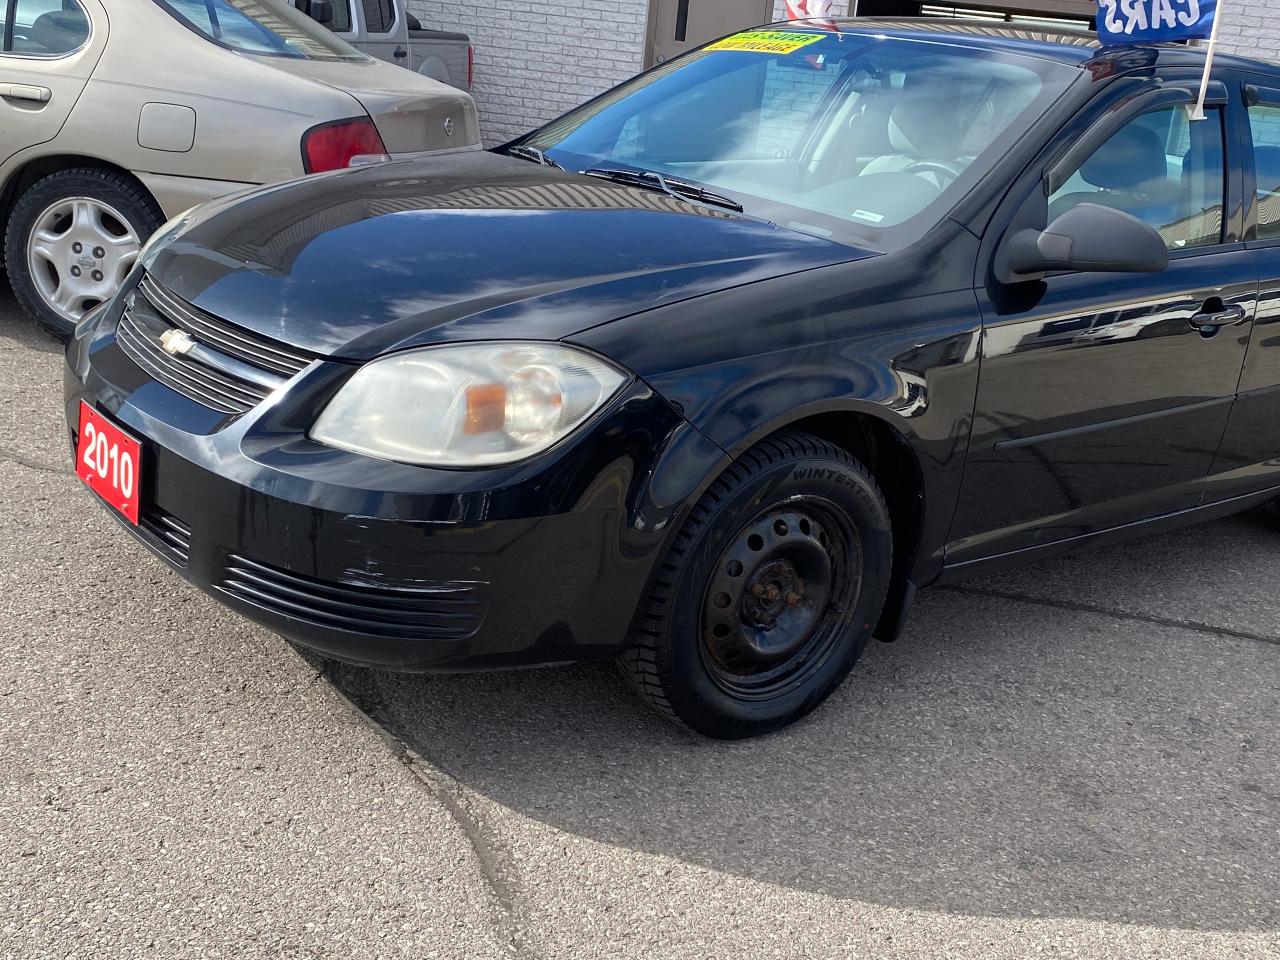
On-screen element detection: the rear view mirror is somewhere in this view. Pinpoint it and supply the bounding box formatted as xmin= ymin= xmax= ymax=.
xmin=306 ymin=0 xmax=334 ymax=25
xmin=1001 ymin=203 xmax=1168 ymax=280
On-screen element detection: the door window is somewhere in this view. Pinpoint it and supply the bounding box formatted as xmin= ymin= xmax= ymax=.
xmin=325 ymin=0 xmax=352 ymax=32
xmin=1048 ymin=105 xmax=1226 ymax=251
xmin=1247 ymin=103 xmax=1280 ymax=240
xmin=4 ymin=0 xmax=90 ymax=56
xmin=360 ymin=0 xmax=394 ymax=33
xmin=290 ymin=0 xmax=351 ymax=32
xmin=332 ymin=0 xmax=352 ymax=33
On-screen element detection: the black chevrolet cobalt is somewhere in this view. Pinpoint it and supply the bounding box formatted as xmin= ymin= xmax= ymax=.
xmin=66 ymin=20 xmax=1280 ymax=737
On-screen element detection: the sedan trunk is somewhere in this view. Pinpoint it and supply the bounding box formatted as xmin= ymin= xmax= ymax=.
xmin=260 ymin=57 xmax=480 ymax=153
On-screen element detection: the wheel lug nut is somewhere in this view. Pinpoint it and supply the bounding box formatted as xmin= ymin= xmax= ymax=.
xmin=91 ymin=270 xmax=103 ymax=282
xmin=93 ymin=247 xmax=105 ymax=259
xmin=784 ymin=591 xmax=803 ymax=607
xmin=70 ymin=266 xmax=81 ymax=277
xmin=751 ymin=583 xmax=781 ymax=602
xmin=72 ymin=242 xmax=82 ymax=254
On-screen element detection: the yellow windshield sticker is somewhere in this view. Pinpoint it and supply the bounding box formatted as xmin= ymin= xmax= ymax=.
xmin=706 ymin=31 xmax=824 ymax=54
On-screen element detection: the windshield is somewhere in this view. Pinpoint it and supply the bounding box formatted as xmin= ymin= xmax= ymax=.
xmin=155 ymin=0 xmax=366 ymax=61
xmin=521 ymin=30 xmax=1080 ymax=249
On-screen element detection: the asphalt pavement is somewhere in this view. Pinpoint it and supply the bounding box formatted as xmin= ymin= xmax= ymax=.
xmin=1 ymin=286 xmax=1277 ymax=959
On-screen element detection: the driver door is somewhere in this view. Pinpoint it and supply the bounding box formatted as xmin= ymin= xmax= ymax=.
xmin=947 ymin=79 xmax=1256 ymax=565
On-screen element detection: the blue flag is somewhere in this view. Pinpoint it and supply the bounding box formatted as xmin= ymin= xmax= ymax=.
xmin=1097 ymin=0 xmax=1217 ymax=44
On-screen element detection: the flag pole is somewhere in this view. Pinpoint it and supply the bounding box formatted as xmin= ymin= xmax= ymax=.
xmin=1190 ymin=1 xmax=1223 ymax=121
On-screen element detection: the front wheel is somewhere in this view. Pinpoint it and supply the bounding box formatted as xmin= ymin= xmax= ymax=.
xmin=619 ymin=431 xmax=894 ymax=739
xmin=4 ymin=168 xmax=163 ymax=340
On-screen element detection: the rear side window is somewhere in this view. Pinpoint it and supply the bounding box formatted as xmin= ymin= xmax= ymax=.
xmin=1048 ymin=105 xmax=1226 ymax=251
xmin=3 ymin=0 xmax=90 ymax=56
xmin=1247 ymin=102 xmax=1280 ymax=240
xmin=360 ymin=0 xmax=393 ymax=33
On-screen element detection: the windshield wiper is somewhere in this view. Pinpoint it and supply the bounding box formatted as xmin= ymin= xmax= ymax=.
xmin=505 ymin=144 xmax=562 ymax=169
xmin=583 ymin=167 xmax=744 ymax=213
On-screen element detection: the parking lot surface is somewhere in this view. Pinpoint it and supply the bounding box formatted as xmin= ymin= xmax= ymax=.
xmin=1 ymin=288 xmax=1278 ymax=959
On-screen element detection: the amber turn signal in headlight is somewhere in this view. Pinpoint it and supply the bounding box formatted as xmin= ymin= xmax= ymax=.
xmin=310 ymin=342 xmax=628 ymax=467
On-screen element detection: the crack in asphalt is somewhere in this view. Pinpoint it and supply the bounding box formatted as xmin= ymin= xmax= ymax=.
xmin=323 ymin=674 xmax=535 ymax=959
xmin=941 ymin=584 xmax=1280 ymax=648
xmin=0 ymin=445 xmax=73 ymax=477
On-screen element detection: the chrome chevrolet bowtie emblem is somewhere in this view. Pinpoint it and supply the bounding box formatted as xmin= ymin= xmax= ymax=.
xmin=160 ymin=328 xmax=196 ymax=357
xmin=442 ymin=116 xmax=454 ymax=137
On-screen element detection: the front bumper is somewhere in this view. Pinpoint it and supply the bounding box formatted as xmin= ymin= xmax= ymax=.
xmin=64 ymin=294 xmax=728 ymax=671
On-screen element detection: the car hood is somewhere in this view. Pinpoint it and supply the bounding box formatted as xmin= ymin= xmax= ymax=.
xmin=148 ymin=153 xmax=875 ymax=361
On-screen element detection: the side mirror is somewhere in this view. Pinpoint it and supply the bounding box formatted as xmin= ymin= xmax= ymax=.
xmin=306 ymin=0 xmax=334 ymax=25
xmin=1001 ymin=203 xmax=1168 ymax=281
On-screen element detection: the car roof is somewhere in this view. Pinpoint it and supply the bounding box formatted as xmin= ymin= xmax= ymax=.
xmin=773 ymin=17 xmax=1280 ymax=74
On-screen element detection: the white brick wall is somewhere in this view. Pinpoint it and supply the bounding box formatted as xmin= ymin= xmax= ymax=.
xmin=1216 ymin=0 xmax=1280 ymax=62
xmin=407 ymin=0 xmax=650 ymax=145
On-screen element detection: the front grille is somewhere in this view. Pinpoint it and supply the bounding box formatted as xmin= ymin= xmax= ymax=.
xmin=117 ymin=309 xmax=267 ymax=414
xmin=116 ymin=276 xmax=314 ymax=416
xmin=219 ymin=556 xmax=488 ymax=641
xmin=139 ymin=276 xmax=312 ymax=378
xmin=138 ymin=507 xmax=192 ymax=567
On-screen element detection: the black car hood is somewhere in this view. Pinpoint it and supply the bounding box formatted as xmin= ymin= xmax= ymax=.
xmin=148 ymin=153 xmax=875 ymax=360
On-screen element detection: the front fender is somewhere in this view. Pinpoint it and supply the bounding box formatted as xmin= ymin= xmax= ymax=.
xmin=571 ymin=231 xmax=983 ymax=583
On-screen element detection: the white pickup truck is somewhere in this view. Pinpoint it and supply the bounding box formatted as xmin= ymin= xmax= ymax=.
xmin=299 ymin=0 xmax=472 ymax=91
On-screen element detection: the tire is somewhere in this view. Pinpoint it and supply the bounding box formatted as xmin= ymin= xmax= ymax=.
xmin=4 ymin=168 xmax=163 ymax=341
xmin=619 ymin=430 xmax=894 ymax=739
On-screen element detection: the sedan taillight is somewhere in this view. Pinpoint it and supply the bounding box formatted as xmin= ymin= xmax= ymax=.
xmin=301 ymin=117 xmax=388 ymax=174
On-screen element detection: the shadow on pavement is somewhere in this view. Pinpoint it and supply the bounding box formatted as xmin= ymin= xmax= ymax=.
xmin=327 ymin=511 xmax=1280 ymax=934
xmin=0 ymin=287 xmax=61 ymax=355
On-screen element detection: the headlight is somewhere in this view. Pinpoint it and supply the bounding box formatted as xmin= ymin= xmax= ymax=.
xmin=310 ymin=342 xmax=628 ymax=467
xmin=138 ymin=206 xmax=198 ymax=269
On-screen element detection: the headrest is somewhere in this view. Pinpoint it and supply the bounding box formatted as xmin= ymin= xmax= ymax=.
xmin=887 ymin=93 xmax=963 ymax=160
xmin=31 ymin=10 xmax=89 ymax=54
xmin=857 ymin=91 xmax=900 ymax=156
xmin=1081 ymin=124 xmax=1167 ymax=190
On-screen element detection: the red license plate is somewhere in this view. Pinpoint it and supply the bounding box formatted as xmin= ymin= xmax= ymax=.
xmin=76 ymin=401 xmax=142 ymax=525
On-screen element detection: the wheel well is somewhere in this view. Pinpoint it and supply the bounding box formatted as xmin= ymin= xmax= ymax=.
xmin=780 ymin=411 xmax=925 ymax=641
xmin=0 ymin=155 xmax=153 ymax=241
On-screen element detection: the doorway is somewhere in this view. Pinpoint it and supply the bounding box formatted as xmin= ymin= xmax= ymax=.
xmin=645 ymin=0 xmax=777 ymax=67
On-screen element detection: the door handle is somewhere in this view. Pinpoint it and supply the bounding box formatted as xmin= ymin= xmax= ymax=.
xmin=0 ymin=84 xmax=51 ymax=104
xmin=393 ymin=46 xmax=407 ymax=58
xmin=1189 ymin=302 xmax=1247 ymax=330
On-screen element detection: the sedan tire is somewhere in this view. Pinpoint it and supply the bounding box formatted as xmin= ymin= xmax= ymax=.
xmin=4 ymin=168 xmax=163 ymax=341
xmin=619 ymin=430 xmax=894 ymax=739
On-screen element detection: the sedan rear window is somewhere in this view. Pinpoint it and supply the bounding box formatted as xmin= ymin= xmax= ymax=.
xmin=524 ymin=30 xmax=1080 ymax=250
xmin=154 ymin=0 xmax=366 ymax=61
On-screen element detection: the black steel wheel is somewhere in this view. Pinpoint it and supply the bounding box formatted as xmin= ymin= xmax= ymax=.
xmin=620 ymin=430 xmax=893 ymax=739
